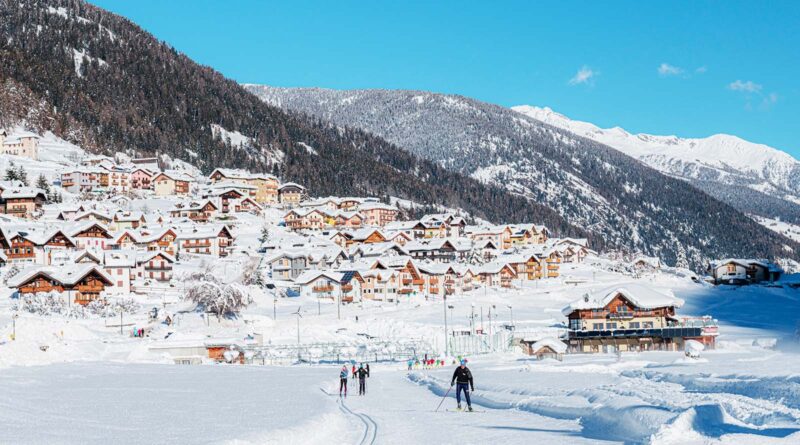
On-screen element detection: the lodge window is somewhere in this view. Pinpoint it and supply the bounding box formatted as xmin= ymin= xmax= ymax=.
xmin=629 ymin=322 xmax=640 ymax=329
xmin=569 ymin=319 xmax=581 ymax=330
xmin=605 ymin=322 xmax=617 ymax=330
xmin=592 ymin=323 xmax=604 ymax=330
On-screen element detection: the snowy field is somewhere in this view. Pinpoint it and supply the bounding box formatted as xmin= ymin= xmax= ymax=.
xmin=2 ymin=260 xmax=800 ymax=444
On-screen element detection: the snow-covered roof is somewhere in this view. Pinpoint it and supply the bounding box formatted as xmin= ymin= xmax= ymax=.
xmin=8 ymin=264 xmax=113 ymax=288
xmin=294 ymin=270 xmax=344 ymax=285
xmin=1 ymin=187 xmax=46 ymax=200
xmin=529 ymin=338 xmax=567 ymax=354
xmin=278 ymin=182 xmax=305 ymax=190
xmin=561 ymin=283 xmax=684 ymax=316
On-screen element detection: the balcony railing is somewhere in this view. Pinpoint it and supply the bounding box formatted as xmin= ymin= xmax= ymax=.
xmin=313 ymin=285 xmax=334 ymax=293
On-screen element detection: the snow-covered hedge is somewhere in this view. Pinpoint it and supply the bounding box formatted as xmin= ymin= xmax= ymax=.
xmin=12 ymin=293 xmax=140 ymax=318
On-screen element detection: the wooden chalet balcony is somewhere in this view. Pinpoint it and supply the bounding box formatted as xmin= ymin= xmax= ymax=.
xmin=412 ymin=279 xmax=425 ymax=285
xmin=402 ymin=278 xmax=412 ymax=285
xmin=7 ymin=207 xmax=28 ymax=214
xmin=445 ymin=279 xmax=455 ymax=284
xmin=75 ymin=284 xmax=105 ymax=293
xmin=547 ymin=271 xmax=559 ymax=278
xmin=183 ymin=240 xmax=211 ymax=247
xmin=429 ymin=278 xmax=439 ymax=284
xmin=445 ymin=288 xmax=455 ymax=295
xmin=145 ymin=265 xmax=173 ymax=271
xmin=312 ymin=284 xmax=334 ymax=293
xmin=429 ymin=287 xmax=440 ymax=294
xmin=341 ymin=284 xmax=353 ymax=292
xmin=547 ymin=264 xmax=559 ymax=270
xmin=398 ymin=289 xmax=413 ymax=294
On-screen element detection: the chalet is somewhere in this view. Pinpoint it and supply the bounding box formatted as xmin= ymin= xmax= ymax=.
xmin=284 ymin=208 xmax=327 ymax=231
xmin=383 ymin=230 xmax=412 ymax=246
xmin=381 ymin=256 xmax=425 ymax=296
xmin=74 ymin=210 xmax=113 ymax=225
xmin=99 ymin=163 xmax=131 ymax=193
xmin=295 ymin=270 xmax=358 ymax=301
xmin=170 ymin=201 xmax=218 ymax=222
xmin=67 ymin=222 xmax=114 ymax=250
xmin=351 ymin=242 xmax=408 ymax=259
xmin=139 ymin=228 xmax=178 ymax=256
xmin=0 ymin=228 xmax=38 ymax=264
xmin=0 ymin=129 xmax=39 ymax=160
xmin=130 ymin=168 xmax=155 ymax=190
xmin=60 ymin=167 xmax=106 ymax=193
xmin=103 ymin=250 xmax=136 ymax=295
xmin=1 ymin=187 xmax=46 ymax=218
xmin=476 ymin=262 xmax=517 ymax=288
xmin=357 ymin=202 xmax=399 ymax=227
xmin=153 ymin=171 xmax=193 ymax=196
xmin=335 ymin=211 xmax=364 ymax=228
xmin=359 ymin=268 xmax=400 ymax=302
xmin=562 ymin=283 xmax=718 ymax=353
xmin=112 ymin=211 xmax=146 ymax=230
xmin=264 ymin=251 xmax=308 ymax=281
xmin=403 ymin=239 xmax=457 ymax=263
xmin=208 ymin=168 xmax=279 ymax=204
xmin=8 ymin=264 xmax=114 ymax=305
xmin=384 ymin=220 xmax=427 ymax=239
xmin=277 ymin=183 xmax=306 ymax=207
xmin=347 ymin=228 xmax=387 ymax=246
xmin=707 ymin=259 xmax=782 ymax=285
xmin=135 ymin=251 xmax=175 ymax=282
xmin=519 ymin=338 xmax=567 ymax=360
xmin=31 ymin=229 xmax=78 ymax=265
xmin=176 ymin=225 xmax=233 ymax=257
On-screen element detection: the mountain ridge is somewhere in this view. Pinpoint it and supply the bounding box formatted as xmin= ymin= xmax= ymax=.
xmin=246 ymin=85 xmax=800 ymax=268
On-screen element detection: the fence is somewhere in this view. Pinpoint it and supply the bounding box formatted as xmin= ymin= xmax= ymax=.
xmin=447 ymin=330 xmax=513 ymax=356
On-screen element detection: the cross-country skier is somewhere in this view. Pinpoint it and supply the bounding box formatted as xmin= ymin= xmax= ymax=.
xmin=339 ymin=365 xmax=349 ymax=397
xmin=450 ymin=359 xmax=474 ymax=411
xmin=357 ymin=363 xmax=369 ymax=395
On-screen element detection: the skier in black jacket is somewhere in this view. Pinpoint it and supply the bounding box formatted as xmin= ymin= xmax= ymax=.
xmin=450 ymin=359 xmax=474 ymax=411
xmin=356 ymin=363 xmax=369 ymax=395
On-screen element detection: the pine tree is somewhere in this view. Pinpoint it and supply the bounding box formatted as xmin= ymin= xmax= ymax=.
xmin=258 ymin=225 xmax=270 ymax=244
xmin=4 ymin=161 xmax=17 ymax=181
xmin=16 ymin=165 xmax=28 ymax=186
xmin=36 ymin=174 xmax=50 ymax=194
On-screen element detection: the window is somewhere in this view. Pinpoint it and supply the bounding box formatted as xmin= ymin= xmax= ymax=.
xmin=629 ymin=322 xmax=640 ymax=329
xmin=643 ymin=321 xmax=654 ymax=329
xmin=592 ymin=323 xmax=604 ymax=330
xmin=606 ymin=322 xmax=617 ymax=330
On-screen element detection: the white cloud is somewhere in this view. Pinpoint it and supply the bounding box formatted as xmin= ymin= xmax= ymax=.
xmin=728 ymin=80 xmax=763 ymax=93
xmin=657 ymin=63 xmax=683 ymax=76
xmin=760 ymin=92 xmax=779 ymax=110
xmin=568 ymin=66 xmax=596 ymax=86
xmin=695 ymin=66 xmax=707 ymax=74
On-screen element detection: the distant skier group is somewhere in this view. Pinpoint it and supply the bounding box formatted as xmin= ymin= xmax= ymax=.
xmin=339 ymin=362 xmax=370 ymax=397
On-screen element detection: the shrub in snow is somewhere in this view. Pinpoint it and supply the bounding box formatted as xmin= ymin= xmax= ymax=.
xmin=3 ymin=265 xmax=21 ymax=284
xmin=184 ymin=272 xmax=253 ymax=318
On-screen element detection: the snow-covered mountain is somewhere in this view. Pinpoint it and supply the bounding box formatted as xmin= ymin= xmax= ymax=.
xmin=513 ymin=106 xmax=800 ymax=205
xmin=246 ymin=85 xmax=799 ymax=268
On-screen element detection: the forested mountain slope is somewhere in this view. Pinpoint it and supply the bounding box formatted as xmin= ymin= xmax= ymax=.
xmin=247 ymin=85 xmax=799 ymax=267
xmin=0 ymin=0 xmax=589 ymax=239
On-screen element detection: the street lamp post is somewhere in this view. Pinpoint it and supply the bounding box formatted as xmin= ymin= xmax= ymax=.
xmin=12 ymin=313 xmax=18 ymax=341
xmin=507 ymin=304 xmax=514 ymax=330
xmin=470 ymin=303 xmax=475 ymax=336
xmin=273 ymin=297 xmax=277 ymax=320
xmin=443 ymin=295 xmax=448 ymax=357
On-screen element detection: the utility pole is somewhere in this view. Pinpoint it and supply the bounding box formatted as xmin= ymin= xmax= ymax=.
xmin=507 ymin=304 xmax=514 ymax=330
xmin=470 ymin=303 xmax=475 ymax=336
xmin=480 ymin=306 xmax=484 ymax=334
xmin=119 ymin=310 xmax=123 ymax=335
xmin=273 ymin=297 xmax=277 ymax=320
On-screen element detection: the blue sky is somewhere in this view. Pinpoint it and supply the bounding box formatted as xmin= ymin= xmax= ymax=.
xmin=91 ymin=0 xmax=799 ymax=156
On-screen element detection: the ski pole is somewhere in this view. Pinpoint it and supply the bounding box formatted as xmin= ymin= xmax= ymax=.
xmin=435 ymin=384 xmax=453 ymax=412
